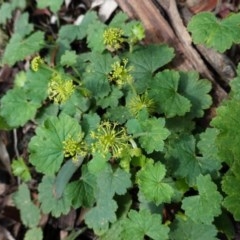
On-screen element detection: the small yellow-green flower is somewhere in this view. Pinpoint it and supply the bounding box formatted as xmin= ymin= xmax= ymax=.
xmin=31 ymin=56 xmax=43 ymax=72
xmin=63 ymin=134 xmax=87 ymax=162
xmin=48 ymin=73 xmax=75 ymax=104
xmin=90 ymin=121 xmax=129 ymax=158
xmin=103 ymin=27 xmax=124 ymax=52
xmin=127 ymin=93 xmax=155 ymax=116
xmin=108 ymin=59 xmax=133 ymax=87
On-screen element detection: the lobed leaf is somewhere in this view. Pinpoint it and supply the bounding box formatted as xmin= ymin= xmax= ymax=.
xmin=121 ymin=209 xmax=169 ymax=240
xmin=128 ymin=45 xmax=175 ymax=93
xmin=149 ymin=70 xmax=191 ymax=117
xmin=38 ymin=176 xmax=72 ymax=217
xmin=188 ymin=12 xmax=240 ymax=52
xmin=13 ymin=184 xmax=41 ymax=228
xmin=170 ymin=215 xmax=218 ymax=240
xmin=182 ymin=174 xmax=222 ymax=224
xmin=29 ymin=114 xmax=82 ymax=175
xmin=3 ymin=31 xmax=45 ymax=66
xmin=137 ymin=162 xmax=174 ymax=205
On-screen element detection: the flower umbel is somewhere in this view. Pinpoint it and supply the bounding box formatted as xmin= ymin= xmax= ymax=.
xmin=103 ymin=27 xmax=124 ymax=52
xmin=48 ymin=73 xmax=75 ymax=104
xmin=63 ymin=134 xmax=87 ymax=162
xmin=90 ymin=121 xmax=129 ymax=158
xmin=128 ymin=93 xmax=155 ymax=116
xmin=108 ymin=59 xmax=133 ymax=87
xmin=31 ymin=56 xmax=44 ymax=72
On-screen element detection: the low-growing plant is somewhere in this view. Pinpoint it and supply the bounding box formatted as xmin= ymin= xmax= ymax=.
xmin=0 ymin=1 xmax=240 ymax=239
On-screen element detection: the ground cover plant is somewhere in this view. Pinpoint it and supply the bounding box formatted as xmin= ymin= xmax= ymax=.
xmin=0 ymin=0 xmax=240 ymax=239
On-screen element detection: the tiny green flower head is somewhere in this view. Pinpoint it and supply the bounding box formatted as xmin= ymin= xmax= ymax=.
xmin=31 ymin=56 xmax=44 ymax=72
xmin=48 ymin=73 xmax=75 ymax=104
xmin=128 ymin=93 xmax=155 ymax=116
xmin=90 ymin=121 xmax=129 ymax=158
xmin=63 ymin=134 xmax=87 ymax=162
xmin=108 ymin=58 xmax=134 ymax=87
xmin=103 ymin=27 xmax=124 ymax=52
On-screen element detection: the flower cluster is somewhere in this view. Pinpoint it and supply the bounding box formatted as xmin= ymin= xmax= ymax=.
xmin=103 ymin=27 xmax=124 ymax=52
xmin=108 ymin=59 xmax=133 ymax=87
xmin=90 ymin=121 xmax=130 ymax=158
xmin=48 ymin=72 xmax=75 ymax=104
xmin=31 ymin=56 xmax=44 ymax=72
xmin=62 ymin=134 xmax=87 ymax=162
xmin=128 ymin=93 xmax=155 ymax=116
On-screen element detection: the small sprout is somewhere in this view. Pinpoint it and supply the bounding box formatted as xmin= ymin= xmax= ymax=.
xmin=48 ymin=72 xmax=75 ymax=104
xmin=103 ymin=27 xmax=124 ymax=52
xmin=90 ymin=121 xmax=130 ymax=158
xmin=130 ymin=23 xmax=145 ymax=44
xmin=62 ymin=134 xmax=87 ymax=162
xmin=127 ymin=93 xmax=155 ymax=116
xmin=108 ymin=59 xmax=134 ymax=87
xmin=31 ymin=56 xmax=44 ymax=72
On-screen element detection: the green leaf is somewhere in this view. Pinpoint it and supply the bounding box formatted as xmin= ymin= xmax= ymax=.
xmin=60 ymin=50 xmax=77 ymax=67
xmin=0 ymin=88 xmax=40 ymax=127
xmin=197 ymin=128 xmax=222 ymax=172
xmin=11 ymin=157 xmax=31 ymax=182
xmin=182 ymin=174 xmax=222 ymax=224
xmin=82 ymin=113 xmax=101 ymax=144
xmin=14 ymin=13 xmax=33 ymax=37
xmin=85 ymin=164 xmax=131 ymax=234
xmin=170 ymin=215 xmax=218 ymax=240
xmin=122 ymin=209 xmax=169 ymax=240
xmin=12 ymin=0 xmax=26 ymax=9
xmin=58 ymin=11 xmax=98 ymax=45
xmin=187 ymin=12 xmax=240 ymax=52
xmin=179 ymin=71 xmax=212 ymax=118
xmin=24 ymin=228 xmax=43 ymax=240
xmin=60 ymin=91 xmax=90 ymax=117
xmin=37 ymin=0 xmax=64 ymax=12
xmin=100 ymin=219 xmax=125 ymax=240
xmin=105 ymin=106 xmax=131 ymax=124
xmin=87 ymin=153 xmax=109 ymax=174
xmin=0 ymin=0 xmax=26 ymax=24
xmin=96 ymin=165 xmax=132 ymax=198
xmin=127 ymin=117 xmax=170 ymax=154
xmin=137 ymin=162 xmax=174 ymax=205
xmin=222 ymin=167 xmax=240 ymax=221
xmin=98 ymin=86 xmax=123 ymax=109
xmin=87 ymin=20 xmax=106 ymax=52
xmin=28 ymin=114 xmax=82 ymax=175
xmin=13 ymin=184 xmax=41 ymax=228
xmin=54 ymin=160 xmax=81 ymax=198
xmin=128 ymin=45 xmax=175 ymax=93
xmin=85 ymin=198 xmax=118 ymax=234
xmin=211 ymin=99 xmax=240 ymax=165
xmin=38 ymin=176 xmax=72 ymax=217
xmin=0 ymin=3 xmax=12 ymax=24
xmin=3 ymin=31 xmax=45 ymax=66
xmin=67 ymin=165 xmax=96 ymax=208
xmin=149 ymin=70 xmax=191 ymax=117
xmin=83 ymin=53 xmax=112 ymax=98
xmin=230 ymin=64 xmax=240 ymax=100
xmin=166 ymin=134 xmax=221 ymax=186
xmin=24 ymin=68 xmax=52 ymax=102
